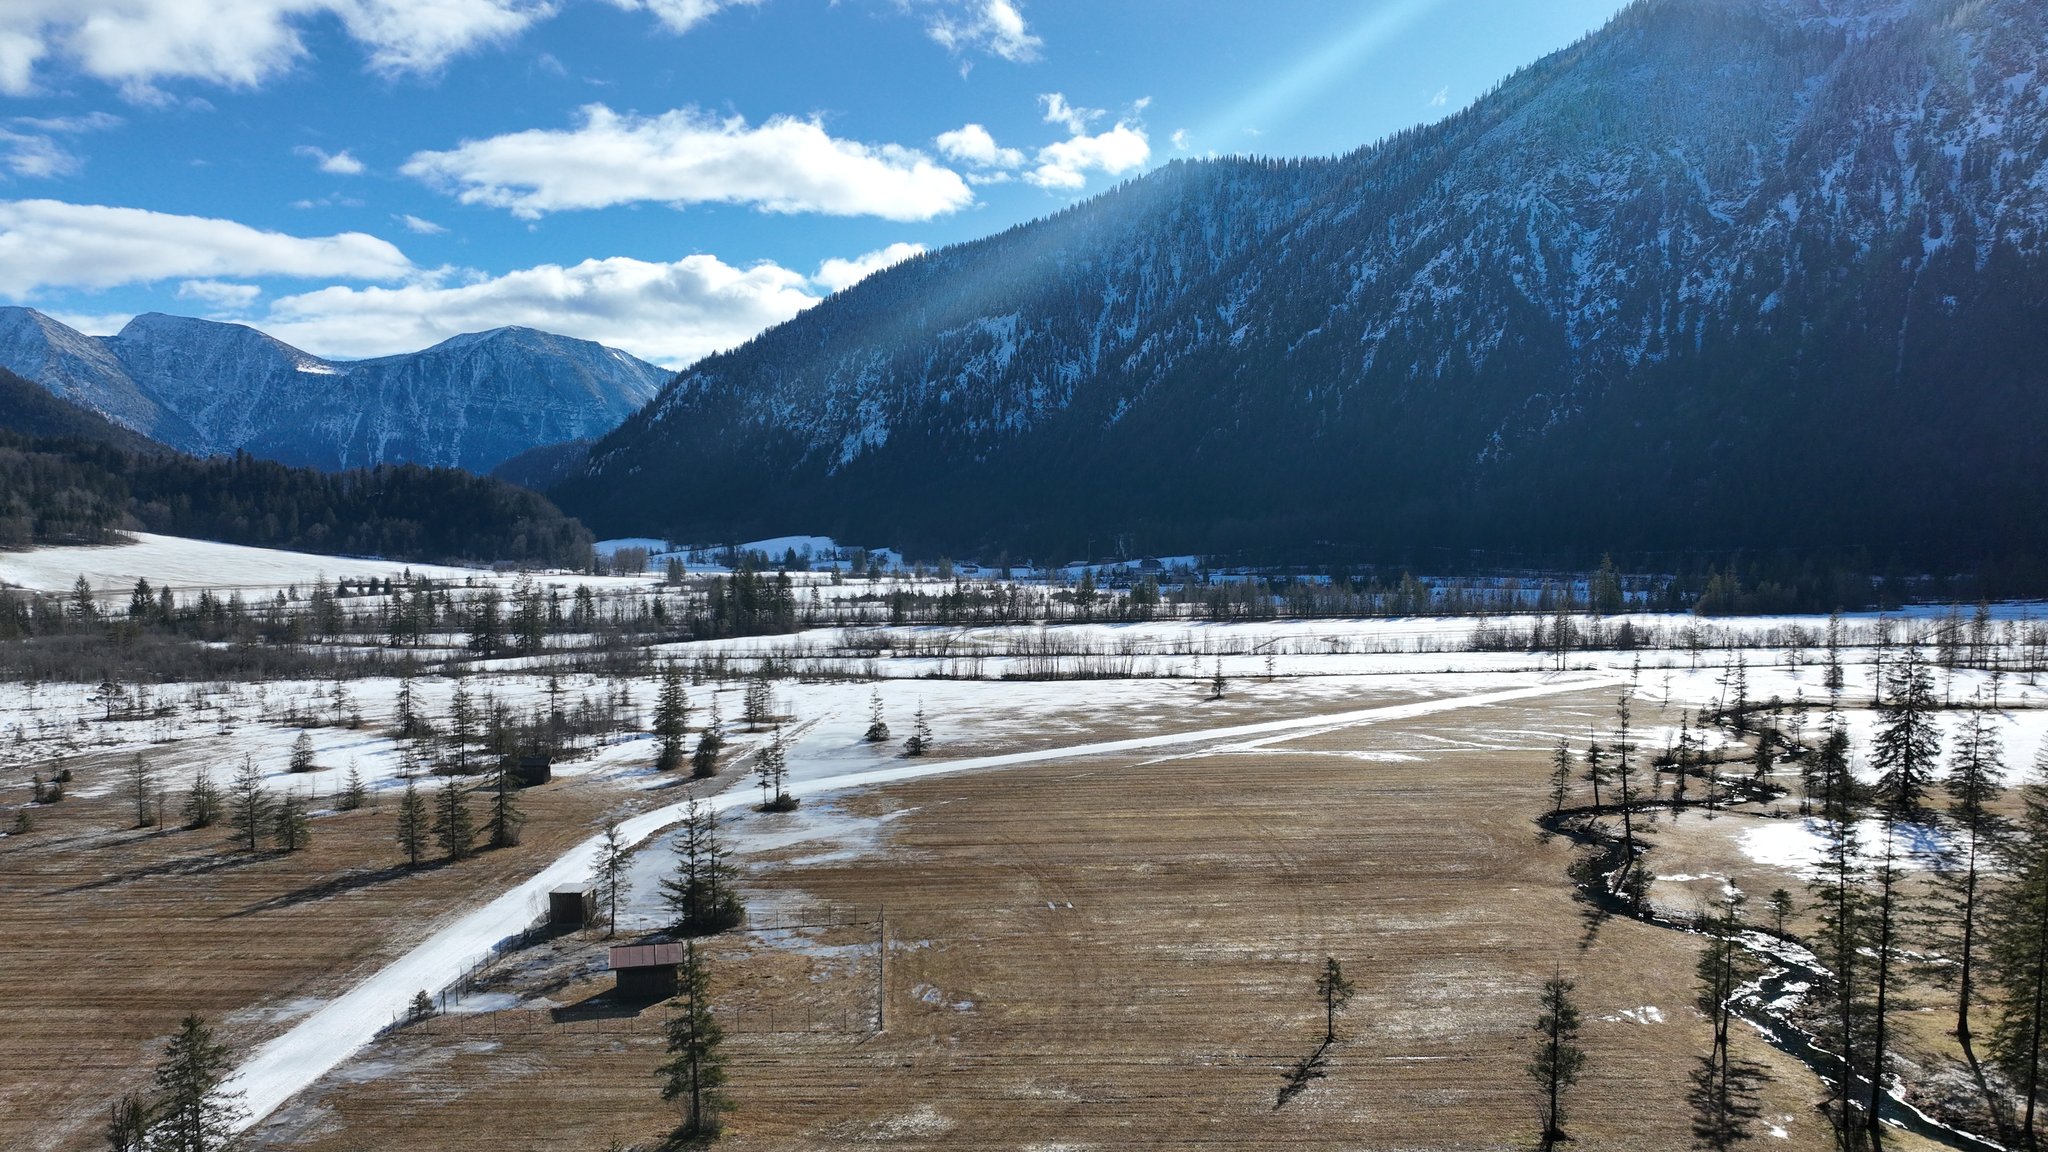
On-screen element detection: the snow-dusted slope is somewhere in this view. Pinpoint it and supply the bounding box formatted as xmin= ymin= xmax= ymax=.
xmin=560 ymin=0 xmax=2048 ymax=560
xmin=0 ymin=310 xmax=670 ymax=473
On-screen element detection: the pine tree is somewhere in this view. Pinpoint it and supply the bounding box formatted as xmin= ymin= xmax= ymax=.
xmin=1991 ymin=781 xmax=2048 ymax=1147
xmin=742 ymin=672 xmax=772 ymax=730
xmin=1316 ymin=956 xmax=1355 ymax=1045
xmin=1824 ymin=610 xmax=1846 ymax=697
xmin=1767 ymin=888 xmax=1794 ymax=938
xmin=273 ymin=791 xmax=310 ymax=852
xmin=1528 ymin=970 xmax=1586 ymax=1150
xmin=656 ymin=940 xmax=728 ymax=1140
xmin=182 ymin=767 xmax=221 ymax=830
xmin=394 ymin=675 xmax=419 ymax=737
xmin=228 ymin=756 xmax=269 ymax=854
xmin=1209 ymin=658 xmax=1227 ymax=700
xmin=1929 ymin=699 xmax=2007 ymax=1048
xmin=654 ymin=661 xmax=690 ymax=772
xmin=447 ymin=685 xmax=475 ymax=774
xmin=1547 ymin=737 xmax=1574 ymax=813
xmin=661 ymin=799 xmax=744 ymax=936
xmin=127 ymin=754 xmax=157 ymax=829
xmin=594 ymin=819 xmax=634 ymax=937
xmin=395 ymin=779 xmax=429 ymax=867
xmin=143 ymin=1014 xmax=245 ymax=1152
xmin=431 ymin=776 xmax=475 ymax=861
xmin=1808 ymin=717 xmax=1881 ymax=1142
xmin=863 ymin=687 xmax=891 ymax=744
xmin=1611 ymin=695 xmax=1642 ymax=902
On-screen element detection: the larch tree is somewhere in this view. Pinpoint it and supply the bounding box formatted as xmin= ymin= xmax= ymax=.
xmin=482 ymin=748 xmax=522 ymax=850
xmin=432 ymin=775 xmax=475 ymax=861
xmin=1528 ymin=970 xmax=1586 ymax=1151
xmin=656 ymin=940 xmax=728 ymax=1141
xmin=692 ymin=700 xmax=726 ymax=779
xmin=227 ymin=756 xmax=269 ymax=854
xmin=288 ymin=731 xmax=315 ymax=774
xmin=1989 ymin=778 xmax=2048 ymax=1147
xmin=272 ymin=791 xmax=310 ymax=853
xmin=755 ymin=729 xmax=794 ymax=810
xmin=595 ymin=819 xmax=635 ymax=938
xmin=1928 ymin=699 xmax=2007 ymax=1050
xmin=395 ymin=778 xmax=429 ymax=867
xmin=1316 ymin=957 xmax=1355 ymax=1045
xmin=127 ymin=754 xmax=157 ymax=829
xmin=1581 ymin=739 xmax=1609 ymax=810
xmin=1689 ymin=892 xmax=1764 ymax=1150
xmin=1548 ymin=737 xmax=1574 ymax=813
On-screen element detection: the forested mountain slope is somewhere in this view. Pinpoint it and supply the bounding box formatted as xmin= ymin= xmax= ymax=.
xmin=558 ymin=0 xmax=2048 ymax=572
xmin=0 ymin=310 xmax=668 ymax=474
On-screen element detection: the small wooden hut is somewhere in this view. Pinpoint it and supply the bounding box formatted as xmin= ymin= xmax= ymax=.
xmin=608 ymin=943 xmax=683 ymax=1000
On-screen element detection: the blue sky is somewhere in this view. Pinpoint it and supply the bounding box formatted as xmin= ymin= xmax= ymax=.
xmin=0 ymin=0 xmax=1629 ymax=366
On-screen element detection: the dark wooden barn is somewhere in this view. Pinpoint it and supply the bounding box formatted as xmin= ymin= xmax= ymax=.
xmin=609 ymin=943 xmax=682 ymax=1001
xmin=510 ymin=755 xmax=552 ymax=787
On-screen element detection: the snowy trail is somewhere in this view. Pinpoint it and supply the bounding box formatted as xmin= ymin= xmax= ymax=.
xmin=227 ymin=675 xmax=1611 ymax=1127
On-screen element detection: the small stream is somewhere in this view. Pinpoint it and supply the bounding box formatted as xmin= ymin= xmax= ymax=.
xmin=1542 ymin=807 xmax=2008 ymax=1152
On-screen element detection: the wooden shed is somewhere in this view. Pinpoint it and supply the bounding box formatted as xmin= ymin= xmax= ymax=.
xmin=608 ymin=943 xmax=682 ymax=1001
xmin=549 ymin=885 xmax=596 ymax=928
xmin=510 ymin=755 xmax=552 ymax=787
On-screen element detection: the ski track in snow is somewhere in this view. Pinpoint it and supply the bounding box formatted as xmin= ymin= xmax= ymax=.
xmin=227 ymin=674 xmax=1611 ymax=1127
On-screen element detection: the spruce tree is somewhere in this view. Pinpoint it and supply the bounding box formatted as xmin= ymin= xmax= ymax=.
xmin=144 ymin=1014 xmax=245 ymax=1152
xmin=661 ymin=799 xmax=744 ymax=936
xmin=1528 ymin=971 xmax=1586 ymax=1150
xmin=1872 ymin=647 xmax=1941 ymax=816
xmin=692 ymin=701 xmax=725 ymax=779
xmin=1547 ymin=737 xmax=1573 ymax=813
xmin=654 ymin=661 xmax=689 ymax=772
xmin=338 ymin=763 xmax=367 ymax=812
xmin=656 ymin=940 xmax=728 ymax=1140
xmin=227 ymin=756 xmax=269 ymax=854
xmin=288 ymin=731 xmax=315 ymax=774
xmin=755 ymin=729 xmax=794 ymax=810
xmin=106 ymin=1092 xmax=149 ymax=1152
xmin=863 ymin=687 xmax=891 ymax=744
xmin=182 ymin=767 xmax=221 ymax=830
xmin=595 ymin=819 xmax=634 ymax=937
xmin=903 ymin=704 xmax=932 ymax=758
xmin=273 ymin=791 xmax=310 ymax=852
xmin=432 ymin=775 xmax=475 ymax=861
xmin=395 ymin=778 xmax=429 ymax=867
xmin=1581 ymin=740 xmax=1608 ymax=809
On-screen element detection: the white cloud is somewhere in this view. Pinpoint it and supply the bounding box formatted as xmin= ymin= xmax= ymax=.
xmin=1039 ymin=92 xmax=1099 ymax=135
xmin=1170 ymin=128 xmax=1190 ymax=151
xmin=260 ymin=252 xmax=823 ymax=367
xmin=933 ymin=123 xmax=1023 ymax=170
xmin=602 ymin=0 xmax=758 ymax=35
xmin=0 ymin=0 xmax=552 ymax=97
xmin=396 ymin=213 xmax=447 ymax=235
xmin=176 ymin=278 xmax=262 ymax=311
xmin=42 ymin=310 xmax=135 ymax=336
xmin=0 ymin=111 xmax=121 ymax=178
xmin=1027 ymin=117 xmax=1149 ymax=191
xmin=925 ymin=0 xmax=1040 ymax=63
xmin=403 ymin=103 xmax=974 ymax=222
xmin=812 ymin=242 xmax=924 ymax=294
xmin=0 ymin=199 xmax=412 ymax=296
xmin=1430 ymin=86 xmax=1449 ymax=108
xmin=295 ymin=145 xmax=366 ymax=175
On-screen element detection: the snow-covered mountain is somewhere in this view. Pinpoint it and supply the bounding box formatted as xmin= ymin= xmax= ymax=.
xmin=0 ymin=310 xmax=669 ymax=473
xmin=557 ymin=0 xmax=2048 ymax=564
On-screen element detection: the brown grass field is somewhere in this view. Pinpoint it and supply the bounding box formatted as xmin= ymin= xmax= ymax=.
xmin=3 ymin=684 xmax=1968 ymax=1152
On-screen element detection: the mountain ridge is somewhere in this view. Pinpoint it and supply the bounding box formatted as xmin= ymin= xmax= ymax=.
xmin=0 ymin=308 xmax=670 ymax=474
xmin=553 ymin=0 xmax=2048 ymax=570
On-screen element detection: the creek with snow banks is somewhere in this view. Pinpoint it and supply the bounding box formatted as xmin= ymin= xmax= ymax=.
xmin=226 ymin=676 xmax=1609 ymax=1129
